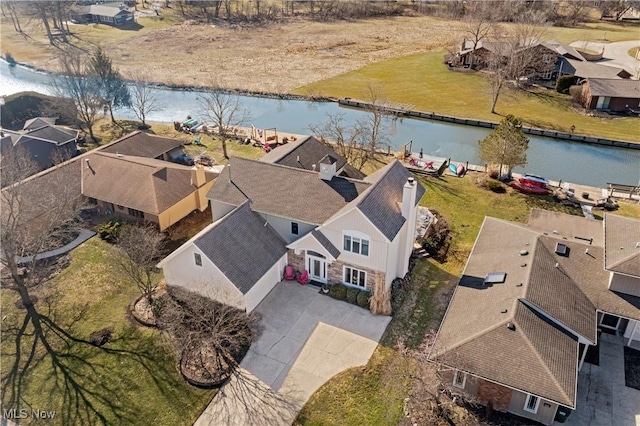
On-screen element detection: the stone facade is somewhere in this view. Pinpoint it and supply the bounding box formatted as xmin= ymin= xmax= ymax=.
xmin=287 ymin=249 xmax=305 ymax=273
xmin=477 ymin=379 xmax=512 ymax=412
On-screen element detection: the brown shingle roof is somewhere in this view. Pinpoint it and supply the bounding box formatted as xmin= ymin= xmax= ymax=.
xmin=527 ymin=208 xmax=604 ymax=247
xmin=587 ymin=78 xmax=640 ymax=98
xmin=101 ymin=131 xmax=185 ymax=159
xmin=82 ymin=153 xmax=215 ymax=214
xmin=605 ymin=214 xmax=640 ymax=277
xmin=206 ymin=157 xmax=370 ymax=224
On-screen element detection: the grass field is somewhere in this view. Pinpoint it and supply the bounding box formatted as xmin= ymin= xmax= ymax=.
xmin=0 ymin=238 xmax=215 ymax=425
xmin=294 ymin=51 xmax=640 ymax=143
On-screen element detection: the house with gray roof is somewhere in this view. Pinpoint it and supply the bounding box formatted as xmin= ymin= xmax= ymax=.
xmin=157 ymin=202 xmax=288 ymax=312
xmin=259 ymin=135 xmax=366 ymax=179
xmin=159 ymin=156 xmax=425 ymax=311
xmin=1 ymin=119 xmax=78 ymax=171
xmin=100 ymin=130 xmax=187 ymax=161
xmin=430 ymin=210 xmax=640 ymax=425
xmin=70 ymin=4 xmax=134 ymax=26
xmin=581 ymin=78 xmax=640 ymax=113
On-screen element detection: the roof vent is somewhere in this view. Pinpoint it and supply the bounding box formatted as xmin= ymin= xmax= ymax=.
xmin=636 ymin=242 xmax=640 ymax=249
xmin=552 ymin=230 xmax=559 ymax=234
xmin=408 ymin=177 xmax=415 ymax=185
xmin=312 ymin=164 xmax=316 ymax=171
xmin=555 ymin=262 xmax=560 ymax=268
xmin=516 ymin=283 xmax=523 ymax=287
xmin=519 ymin=250 xmax=528 ymax=256
xmin=507 ymin=322 xmax=516 ymax=331
xmin=501 ymin=309 xmax=508 ymax=314
xmin=520 ymin=263 xmax=527 ymax=267
xmin=585 ymin=248 xmax=589 ymax=255
xmin=484 ymin=272 xmax=506 ymax=284
xmin=555 ymin=242 xmax=569 ymax=257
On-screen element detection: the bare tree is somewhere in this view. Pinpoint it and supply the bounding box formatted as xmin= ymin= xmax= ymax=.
xmin=1 ymin=1 xmax=23 ymax=34
xmin=360 ymin=82 xmax=391 ymax=159
xmin=50 ymin=52 xmax=103 ymax=141
xmin=113 ymin=224 xmax=165 ymax=305
xmin=309 ymin=113 xmax=370 ymax=171
xmin=197 ymin=83 xmax=250 ymax=160
xmin=128 ymin=71 xmax=164 ymax=128
xmin=462 ymin=6 xmax=494 ymax=51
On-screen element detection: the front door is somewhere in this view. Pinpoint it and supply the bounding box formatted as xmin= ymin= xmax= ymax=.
xmin=306 ymin=251 xmax=327 ymax=284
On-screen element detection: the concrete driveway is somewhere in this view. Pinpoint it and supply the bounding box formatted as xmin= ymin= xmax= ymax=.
xmin=195 ymin=280 xmax=391 ymax=425
xmin=569 ymin=40 xmax=640 ymax=76
xmin=564 ymin=334 xmax=640 ymax=426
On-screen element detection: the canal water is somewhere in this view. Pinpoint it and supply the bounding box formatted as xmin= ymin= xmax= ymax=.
xmin=2 ymin=60 xmax=639 ymax=188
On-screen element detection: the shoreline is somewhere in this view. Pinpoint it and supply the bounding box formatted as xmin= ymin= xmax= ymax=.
xmin=3 ymin=57 xmax=639 ymax=147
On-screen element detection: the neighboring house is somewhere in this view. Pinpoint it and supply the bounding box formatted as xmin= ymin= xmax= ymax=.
xmin=81 ymin=152 xmax=216 ymax=231
xmin=100 ymin=130 xmax=187 ymax=162
xmin=157 ymin=201 xmax=288 ymax=312
xmin=259 ymin=135 xmax=366 ymax=179
xmin=70 ymin=4 xmax=134 ymax=26
xmin=557 ymin=57 xmax=632 ymax=81
xmin=159 ymin=156 xmax=425 ymax=310
xmin=429 ymin=209 xmax=640 ymax=426
xmin=1 ymin=119 xmax=78 ymax=171
xmin=580 ymin=78 xmax=640 ymax=112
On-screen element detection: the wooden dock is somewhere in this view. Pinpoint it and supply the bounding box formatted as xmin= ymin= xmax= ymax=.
xmin=403 ymin=153 xmax=449 ymax=176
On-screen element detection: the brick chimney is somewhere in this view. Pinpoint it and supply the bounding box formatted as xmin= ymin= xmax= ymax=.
xmin=319 ymin=155 xmax=337 ymax=181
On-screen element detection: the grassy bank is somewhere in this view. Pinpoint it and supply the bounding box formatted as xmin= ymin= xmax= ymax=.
xmin=0 ymin=238 xmax=215 ymax=425
xmin=294 ymin=51 xmax=639 ymax=143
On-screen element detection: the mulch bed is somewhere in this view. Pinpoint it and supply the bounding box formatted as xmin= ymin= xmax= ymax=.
xmin=623 ymin=346 xmax=640 ymax=391
xmin=180 ymin=341 xmax=232 ymax=388
xmin=130 ymin=295 xmax=158 ymax=327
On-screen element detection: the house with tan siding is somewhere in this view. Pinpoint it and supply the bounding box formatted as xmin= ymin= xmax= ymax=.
xmin=429 ymin=209 xmax=640 ymax=425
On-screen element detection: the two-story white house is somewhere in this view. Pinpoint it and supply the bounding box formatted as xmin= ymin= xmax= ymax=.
xmin=157 ymin=155 xmax=425 ymax=312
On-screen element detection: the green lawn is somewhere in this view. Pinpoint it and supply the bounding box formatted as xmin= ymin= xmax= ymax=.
xmin=294 ymin=51 xmax=639 ymax=143
xmin=0 ymin=238 xmax=215 ymax=425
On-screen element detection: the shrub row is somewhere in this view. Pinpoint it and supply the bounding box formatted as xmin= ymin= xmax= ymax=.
xmin=328 ymin=283 xmax=370 ymax=309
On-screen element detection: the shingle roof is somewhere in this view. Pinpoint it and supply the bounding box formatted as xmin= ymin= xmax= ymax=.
xmin=259 ymin=136 xmax=365 ymax=179
xmin=206 ymin=157 xmax=370 ymax=224
xmin=20 ymin=125 xmax=77 ymax=145
xmin=311 ymin=230 xmax=340 ymax=259
xmin=431 ymin=213 xmax=640 ymax=407
xmin=542 ymin=40 xmax=585 ymax=61
xmin=561 ymin=58 xmax=628 ymax=79
xmin=89 ymin=4 xmax=131 ymax=17
xmin=587 ymin=78 xmax=640 ymax=98
xmin=604 ymin=214 xmax=640 ymax=277
xmin=527 ymin=208 xmax=604 ymax=247
xmin=357 ymin=161 xmax=426 ymax=241
xmin=23 ymin=117 xmax=56 ymax=131
xmin=82 ymin=152 xmax=216 ymax=214
xmin=193 ymin=202 xmax=287 ymax=294
xmin=101 ymin=131 xmax=185 ymax=159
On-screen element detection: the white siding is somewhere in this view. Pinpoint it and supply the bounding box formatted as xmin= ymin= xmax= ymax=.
xmin=244 ymin=255 xmax=287 ymax=312
xmin=388 ymin=230 xmax=403 ymax=289
xmin=322 ymin=208 xmax=389 ymax=272
xmin=211 ymin=200 xmax=236 ymax=222
xmin=161 ymin=245 xmax=245 ymax=310
xmin=258 ymin=212 xmax=315 ymax=244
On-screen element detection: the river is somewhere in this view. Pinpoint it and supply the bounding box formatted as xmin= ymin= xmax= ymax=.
xmin=1 ymin=60 xmax=639 ymax=188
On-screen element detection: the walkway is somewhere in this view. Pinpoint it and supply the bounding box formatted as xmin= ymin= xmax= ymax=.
xmin=565 ymin=334 xmax=640 ymax=426
xmin=16 ymin=229 xmax=96 ymax=265
xmin=195 ymin=280 xmax=392 ymax=425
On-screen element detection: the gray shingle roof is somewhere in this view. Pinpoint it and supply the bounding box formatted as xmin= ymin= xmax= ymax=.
xmin=207 ymin=157 xmax=370 ymax=224
xmin=89 ymin=4 xmax=132 ymax=17
xmin=22 ymin=125 xmax=77 ymax=145
xmin=23 ymin=117 xmax=57 ymax=131
xmin=604 ymin=214 xmax=640 ymax=277
xmin=542 ymin=40 xmax=585 ymax=61
xmin=311 ymin=230 xmax=340 ymax=259
xmin=101 ymin=131 xmax=185 ymax=159
xmin=357 ymin=161 xmax=426 ymax=241
xmin=194 ymin=202 xmax=287 ymax=294
xmin=561 ymin=58 xmax=628 ymax=79
xmin=259 ymin=136 xmax=365 ymax=179
xmin=588 ymin=78 xmax=640 ymax=98
xmin=82 ymin=152 xmax=216 ymax=214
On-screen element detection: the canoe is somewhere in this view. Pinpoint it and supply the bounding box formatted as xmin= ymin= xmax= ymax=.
xmin=510 ymin=181 xmax=550 ymax=195
xmin=448 ymin=163 xmax=458 ymax=175
xmin=456 ymin=163 xmax=466 ymax=177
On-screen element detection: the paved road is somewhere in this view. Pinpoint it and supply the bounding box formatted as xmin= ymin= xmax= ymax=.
xmin=570 ymin=40 xmax=640 ymax=77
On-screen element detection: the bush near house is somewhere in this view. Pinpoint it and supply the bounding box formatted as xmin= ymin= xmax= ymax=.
xmin=356 ymin=290 xmax=371 ymax=308
xmin=556 ymin=74 xmax=577 ymax=94
xmin=329 ymin=283 xmax=347 ymax=301
xmin=347 ymin=287 xmax=360 ymax=304
xmin=486 ymin=179 xmax=507 ymax=193
xmin=96 ymin=219 xmax=125 ymax=243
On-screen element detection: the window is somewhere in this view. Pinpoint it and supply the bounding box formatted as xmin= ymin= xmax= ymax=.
xmin=128 ymin=208 xmax=144 ymax=219
xmin=194 ymin=253 xmax=202 ymax=267
xmin=542 ymin=68 xmax=553 ymax=80
xmin=343 ymin=234 xmax=369 ymax=256
xmin=524 ymin=394 xmax=540 ymax=413
xmin=453 ymin=370 xmax=466 ymax=389
xmin=344 ymin=266 xmax=366 ymax=288
xmin=291 ymin=222 xmax=299 ymax=236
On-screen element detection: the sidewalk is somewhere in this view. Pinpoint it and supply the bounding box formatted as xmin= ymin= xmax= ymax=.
xmin=16 ymin=229 xmax=96 ymax=265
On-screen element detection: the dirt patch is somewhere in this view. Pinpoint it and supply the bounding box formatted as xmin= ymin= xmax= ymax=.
xmin=11 ymin=16 xmax=466 ymax=93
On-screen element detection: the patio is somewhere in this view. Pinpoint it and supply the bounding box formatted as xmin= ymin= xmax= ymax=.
xmin=565 ymin=334 xmax=640 ymax=426
xmin=195 ymin=280 xmax=392 ymax=425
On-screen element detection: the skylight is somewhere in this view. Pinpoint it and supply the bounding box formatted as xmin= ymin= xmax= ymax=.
xmin=555 ymin=242 xmax=569 ymax=257
xmin=485 ymin=272 xmax=507 ymax=284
